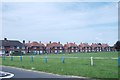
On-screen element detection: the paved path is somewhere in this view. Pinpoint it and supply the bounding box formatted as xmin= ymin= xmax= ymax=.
xmin=0 ymin=66 xmax=86 ymax=78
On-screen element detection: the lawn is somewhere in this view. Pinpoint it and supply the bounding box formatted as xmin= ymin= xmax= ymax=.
xmin=1 ymin=52 xmax=118 ymax=78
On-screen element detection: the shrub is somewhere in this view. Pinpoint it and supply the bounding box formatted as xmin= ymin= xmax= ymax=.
xmin=12 ymin=52 xmax=24 ymax=56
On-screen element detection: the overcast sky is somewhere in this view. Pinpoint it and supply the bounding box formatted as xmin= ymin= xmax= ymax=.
xmin=1 ymin=2 xmax=118 ymax=46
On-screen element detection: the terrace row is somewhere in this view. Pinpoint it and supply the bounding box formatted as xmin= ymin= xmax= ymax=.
xmin=0 ymin=38 xmax=116 ymax=55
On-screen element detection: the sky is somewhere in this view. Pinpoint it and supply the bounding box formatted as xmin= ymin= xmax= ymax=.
xmin=1 ymin=1 xmax=118 ymax=46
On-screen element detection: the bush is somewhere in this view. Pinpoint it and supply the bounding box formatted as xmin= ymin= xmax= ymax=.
xmin=12 ymin=52 xmax=24 ymax=56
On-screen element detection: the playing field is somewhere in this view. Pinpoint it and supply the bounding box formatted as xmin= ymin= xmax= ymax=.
xmin=1 ymin=52 xmax=118 ymax=78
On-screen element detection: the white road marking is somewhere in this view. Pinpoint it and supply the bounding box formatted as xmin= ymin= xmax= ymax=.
xmin=0 ymin=71 xmax=14 ymax=78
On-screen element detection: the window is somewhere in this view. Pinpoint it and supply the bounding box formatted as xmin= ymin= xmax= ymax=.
xmin=60 ymin=47 xmax=62 ymax=49
xmin=22 ymin=47 xmax=25 ymax=49
xmin=55 ymin=47 xmax=57 ymax=49
xmin=72 ymin=50 xmax=74 ymax=52
xmin=76 ymin=50 xmax=78 ymax=52
xmin=34 ymin=47 xmax=36 ymax=49
xmin=55 ymin=50 xmax=58 ymax=53
xmin=60 ymin=50 xmax=62 ymax=53
xmin=2 ymin=46 xmax=4 ymax=49
xmin=17 ymin=47 xmax=19 ymax=49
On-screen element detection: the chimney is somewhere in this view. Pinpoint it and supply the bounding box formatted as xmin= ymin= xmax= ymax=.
xmin=74 ymin=42 xmax=75 ymax=44
xmin=40 ymin=41 xmax=41 ymax=43
xmin=4 ymin=38 xmax=7 ymax=40
xmin=28 ymin=41 xmax=30 ymax=43
xmin=58 ymin=41 xmax=60 ymax=44
xmin=23 ymin=40 xmax=25 ymax=44
xmin=49 ymin=41 xmax=51 ymax=44
xmin=67 ymin=42 xmax=68 ymax=44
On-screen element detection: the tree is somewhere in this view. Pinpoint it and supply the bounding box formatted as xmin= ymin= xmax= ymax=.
xmin=114 ymin=41 xmax=120 ymax=51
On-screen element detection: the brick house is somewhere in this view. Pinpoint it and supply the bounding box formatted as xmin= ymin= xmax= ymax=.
xmin=46 ymin=41 xmax=63 ymax=54
xmin=64 ymin=42 xmax=78 ymax=53
xmin=25 ymin=41 xmax=45 ymax=54
xmin=91 ymin=43 xmax=103 ymax=52
xmin=79 ymin=43 xmax=92 ymax=53
xmin=0 ymin=38 xmax=26 ymax=55
xmin=101 ymin=43 xmax=110 ymax=52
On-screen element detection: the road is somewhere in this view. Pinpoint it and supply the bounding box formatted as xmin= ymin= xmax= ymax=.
xmin=0 ymin=66 xmax=85 ymax=78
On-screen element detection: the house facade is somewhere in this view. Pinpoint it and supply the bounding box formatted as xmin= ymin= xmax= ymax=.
xmin=79 ymin=43 xmax=92 ymax=53
xmin=64 ymin=42 xmax=79 ymax=53
xmin=0 ymin=38 xmax=116 ymax=55
xmin=0 ymin=38 xmax=26 ymax=55
xmin=46 ymin=41 xmax=63 ymax=54
xmin=101 ymin=43 xmax=110 ymax=52
xmin=91 ymin=43 xmax=103 ymax=52
xmin=25 ymin=41 xmax=45 ymax=54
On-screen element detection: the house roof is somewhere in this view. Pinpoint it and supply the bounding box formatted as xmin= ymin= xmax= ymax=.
xmin=46 ymin=42 xmax=63 ymax=49
xmin=101 ymin=44 xmax=109 ymax=48
xmin=0 ymin=40 xmax=24 ymax=47
xmin=64 ymin=43 xmax=78 ymax=49
xmin=26 ymin=41 xmax=45 ymax=47
xmin=91 ymin=43 xmax=104 ymax=47
xmin=79 ymin=43 xmax=90 ymax=47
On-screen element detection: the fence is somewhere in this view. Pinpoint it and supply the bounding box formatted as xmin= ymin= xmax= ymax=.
xmin=1 ymin=55 xmax=118 ymax=66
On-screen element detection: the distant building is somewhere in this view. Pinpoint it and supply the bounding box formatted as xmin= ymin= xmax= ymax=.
xmin=0 ymin=38 xmax=116 ymax=55
xmin=0 ymin=38 xmax=26 ymax=55
xmin=25 ymin=41 xmax=46 ymax=54
xmin=64 ymin=42 xmax=79 ymax=53
xmin=101 ymin=43 xmax=110 ymax=52
xmin=91 ymin=43 xmax=103 ymax=52
xmin=46 ymin=41 xmax=63 ymax=54
xmin=79 ymin=43 xmax=92 ymax=53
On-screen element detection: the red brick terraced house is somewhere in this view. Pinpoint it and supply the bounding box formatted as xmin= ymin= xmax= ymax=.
xmin=101 ymin=43 xmax=111 ymax=52
xmin=79 ymin=43 xmax=92 ymax=53
xmin=91 ymin=43 xmax=103 ymax=52
xmin=64 ymin=42 xmax=79 ymax=53
xmin=0 ymin=38 xmax=26 ymax=56
xmin=25 ymin=41 xmax=45 ymax=54
xmin=46 ymin=41 xmax=64 ymax=54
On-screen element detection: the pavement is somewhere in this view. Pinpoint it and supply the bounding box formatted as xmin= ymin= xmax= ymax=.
xmin=0 ymin=66 xmax=87 ymax=79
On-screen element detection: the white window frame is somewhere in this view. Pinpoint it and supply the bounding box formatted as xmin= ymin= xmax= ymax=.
xmin=55 ymin=47 xmax=57 ymax=49
xmin=34 ymin=47 xmax=37 ymax=49
xmin=60 ymin=47 xmax=62 ymax=49
xmin=17 ymin=46 xmax=19 ymax=49
xmin=22 ymin=47 xmax=25 ymax=49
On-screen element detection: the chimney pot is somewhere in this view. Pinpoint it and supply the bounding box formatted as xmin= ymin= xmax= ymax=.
xmin=58 ymin=42 xmax=60 ymax=44
xmin=23 ymin=40 xmax=25 ymax=43
xmin=4 ymin=38 xmax=7 ymax=40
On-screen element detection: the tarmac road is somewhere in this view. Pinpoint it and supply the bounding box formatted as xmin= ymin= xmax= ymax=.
xmin=0 ymin=66 xmax=85 ymax=78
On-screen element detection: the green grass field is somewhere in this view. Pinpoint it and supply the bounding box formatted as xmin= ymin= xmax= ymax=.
xmin=1 ymin=52 xmax=118 ymax=78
